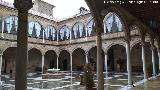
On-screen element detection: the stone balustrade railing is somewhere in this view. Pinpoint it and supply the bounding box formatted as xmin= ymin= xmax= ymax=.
xmin=0 ymin=29 xmax=139 ymax=46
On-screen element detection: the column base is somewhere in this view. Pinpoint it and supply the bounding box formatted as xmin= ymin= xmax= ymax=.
xmin=127 ymin=85 xmax=134 ymax=88
xmin=143 ymin=79 xmax=148 ymax=82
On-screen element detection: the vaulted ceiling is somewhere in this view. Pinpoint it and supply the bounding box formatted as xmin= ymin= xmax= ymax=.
xmin=85 ymin=0 xmax=160 ymax=36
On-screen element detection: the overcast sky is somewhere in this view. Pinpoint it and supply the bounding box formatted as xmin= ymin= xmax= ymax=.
xmin=3 ymin=0 xmax=89 ymax=19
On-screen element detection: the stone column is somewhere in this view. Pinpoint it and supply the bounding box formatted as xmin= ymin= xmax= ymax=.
xmin=141 ymin=40 xmax=147 ymax=80
xmin=96 ymin=27 xmax=104 ymax=90
xmin=151 ymin=45 xmax=156 ymax=76
xmin=57 ymin=54 xmax=59 ymax=69
xmin=158 ymin=48 xmax=160 ymax=72
xmin=42 ymin=54 xmax=44 ymax=73
xmin=1 ymin=17 xmax=4 ymax=38
xmin=85 ymin=28 xmax=88 ymax=41
xmin=0 ymin=53 xmax=2 ymax=76
xmin=14 ymin=1 xmax=33 ymax=90
xmin=85 ymin=52 xmax=88 ymax=63
xmin=157 ymin=41 xmax=160 ymax=73
xmin=126 ymin=41 xmax=133 ymax=86
xmin=70 ymin=30 xmax=72 ymax=40
xmin=104 ymin=52 xmax=108 ymax=78
xmin=70 ymin=53 xmax=73 ymax=88
xmin=42 ymin=30 xmax=45 ymax=43
xmin=70 ymin=53 xmax=73 ymax=73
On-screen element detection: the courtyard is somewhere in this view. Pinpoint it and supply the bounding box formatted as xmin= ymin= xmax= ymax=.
xmin=0 ymin=0 xmax=160 ymax=90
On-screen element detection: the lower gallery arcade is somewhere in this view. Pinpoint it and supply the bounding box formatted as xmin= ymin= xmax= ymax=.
xmin=1 ymin=39 xmax=159 ymax=78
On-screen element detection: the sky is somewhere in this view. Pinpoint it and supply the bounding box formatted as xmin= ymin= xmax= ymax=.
xmin=3 ymin=0 xmax=89 ymax=19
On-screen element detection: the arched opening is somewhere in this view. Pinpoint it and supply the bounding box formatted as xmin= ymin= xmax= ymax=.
xmin=131 ymin=43 xmax=143 ymax=72
xmin=86 ymin=19 xmax=96 ymax=37
xmin=3 ymin=16 xmax=18 ymax=34
xmin=28 ymin=21 xmax=43 ymax=38
xmin=58 ymin=25 xmax=70 ymax=41
xmin=88 ymin=46 xmax=105 ymax=71
xmin=104 ymin=13 xmax=123 ymax=33
xmin=2 ymin=47 xmax=17 ymax=74
xmin=44 ymin=50 xmax=57 ymax=69
xmin=45 ymin=26 xmax=57 ymax=41
xmin=72 ymin=48 xmax=85 ymax=71
xmin=72 ymin=22 xmax=86 ymax=39
xmin=107 ymin=44 xmax=126 ymax=72
xmin=28 ymin=48 xmax=42 ymax=73
xmin=58 ymin=50 xmax=70 ymax=71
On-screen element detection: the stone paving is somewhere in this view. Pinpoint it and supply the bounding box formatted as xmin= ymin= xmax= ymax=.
xmin=1 ymin=73 xmax=160 ymax=90
xmin=130 ymin=76 xmax=160 ymax=90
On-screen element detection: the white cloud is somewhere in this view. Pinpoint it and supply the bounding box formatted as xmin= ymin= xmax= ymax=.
xmin=3 ymin=0 xmax=89 ymax=19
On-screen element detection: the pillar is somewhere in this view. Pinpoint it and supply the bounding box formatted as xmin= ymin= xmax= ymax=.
xmin=96 ymin=27 xmax=104 ymax=90
xmin=126 ymin=41 xmax=133 ymax=86
xmin=141 ymin=41 xmax=147 ymax=80
xmin=85 ymin=52 xmax=88 ymax=63
xmin=104 ymin=52 xmax=108 ymax=78
xmin=158 ymin=49 xmax=160 ymax=72
xmin=14 ymin=1 xmax=33 ymax=90
xmin=0 ymin=53 xmax=2 ymax=76
xmin=70 ymin=53 xmax=73 ymax=73
xmin=1 ymin=17 xmax=4 ymax=38
xmin=70 ymin=30 xmax=72 ymax=40
xmin=42 ymin=54 xmax=44 ymax=73
xmin=157 ymin=41 xmax=160 ymax=73
xmin=85 ymin=28 xmax=88 ymax=41
xmin=70 ymin=53 xmax=73 ymax=88
xmin=42 ymin=30 xmax=45 ymax=43
xmin=151 ymin=46 xmax=156 ymax=76
xmin=57 ymin=54 xmax=59 ymax=69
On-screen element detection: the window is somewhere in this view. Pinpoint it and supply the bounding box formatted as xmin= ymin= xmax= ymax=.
xmin=72 ymin=22 xmax=85 ymax=39
xmin=86 ymin=19 xmax=96 ymax=36
xmin=104 ymin=13 xmax=123 ymax=33
xmin=28 ymin=22 xmax=42 ymax=38
xmin=3 ymin=16 xmax=18 ymax=34
xmin=59 ymin=25 xmax=70 ymax=41
xmin=45 ymin=26 xmax=57 ymax=41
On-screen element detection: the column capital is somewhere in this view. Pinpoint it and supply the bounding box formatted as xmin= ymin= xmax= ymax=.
xmin=104 ymin=52 xmax=107 ymax=55
xmin=0 ymin=54 xmax=2 ymax=56
xmin=14 ymin=0 xmax=33 ymax=12
xmin=85 ymin=52 xmax=88 ymax=55
xmin=141 ymin=39 xmax=145 ymax=46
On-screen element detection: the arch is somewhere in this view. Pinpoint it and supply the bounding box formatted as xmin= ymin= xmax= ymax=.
xmin=106 ymin=44 xmax=126 ymax=72
xmin=85 ymin=17 xmax=93 ymax=28
xmin=44 ymin=50 xmax=57 ymax=69
xmin=72 ymin=48 xmax=86 ymax=71
xmin=71 ymin=47 xmax=86 ymax=54
xmin=3 ymin=16 xmax=18 ymax=34
xmin=105 ymin=42 xmax=126 ymax=53
xmin=72 ymin=22 xmax=86 ymax=39
xmin=86 ymin=19 xmax=96 ymax=37
xmin=28 ymin=48 xmax=42 ymax=73
xmin=28 ymin=21 xmax=43 ymax=38
xmin=2 ymin=47 xmax=17 ymax=74
xmin=106 ymin=6 xmax=130 ymax=31
xmin=58 ymin=50 xmax=70 ymax=71
xmin=44 ymin=25 xmax=57 ymax=41
xmin=2 ymin=44 xmax=17 ymax=53
xmin=131 ymin=40 xmax=141 ymax=51
xmin=28 ymin=47 xmax=43 ymax=55
xmin=86 ymin=45 xmax=97 ymax=53
xmin=130 ymin=42 xmax=143 ymax=72
xmin=103 ymin=12 xmax=123 ymax=33
xmin=58 ymin=25 xmax=70 ymax=41
xmin=88 ymin=46 xmax=105 ymax=71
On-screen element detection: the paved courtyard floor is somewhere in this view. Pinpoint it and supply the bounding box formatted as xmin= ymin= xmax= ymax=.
xmin=130 ymin=75 xmax=160 ymax=90
xmin=0 ymin=73 xmax=160 ymax=90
